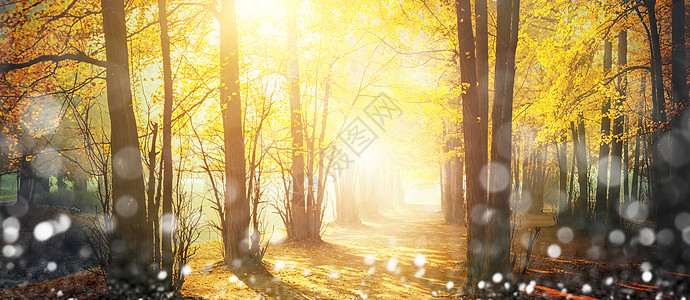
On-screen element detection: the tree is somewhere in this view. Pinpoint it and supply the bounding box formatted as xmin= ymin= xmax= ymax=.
xmin=595 ymin=40 xmax=612 ymax=225
xmin=286 ymin=0 xmax=310 ymax=241
xmin=156 ymin=0 xmax=175 ymax=286
xmin=670 ymin=0 xmax=687 ymax=117
xmin=607 ymin=30 xmax=626 ymax=227
xmin=220 ymin=0 xmax=250 ymax=265
xmin=101 ymin=0 xmax=151 ymax=293
xmin=487 ymin=0 xmax=520 ymax=279
xmin=455 ymin=0 xmax=486 ymax=287
xmin=442 ymin=119 xmax=465 ymax=224
xmin=571 ymin=117 xmax=589 ymax=226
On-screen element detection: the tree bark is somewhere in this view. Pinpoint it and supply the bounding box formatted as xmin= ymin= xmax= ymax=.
xmin=17 ymin=156 xmax=34 ymax=207
xmin=335 ymin=166 xmax=359 ymax=224
xmin=475 ymin=0 xmax=489 ymax=163
xmin=487 ymin=0 xmax=520 ymax=278
xmin=157 ymin=0 xmax=174 ymax=285
xmin=220 ymin=0 xmax=249 ymax=263
xmin=595 ymin=39 xmax=612 ymax=224
xmin=456 ymin=0 xmax=487 ymax=286
xmin=671 ymin=0 xmax=687 ymax=117
xmin=623 ymin=116 xmax=629 ymax=204
xmin=557 ymin=137 xmax=567 ymax=213
xmin=571 ymin=117 xmax=588 ymax=225
xmin=101 ymin=0 xmax=150 ymax=293
xmin=287 ymin=0 xmax=308 ymax=241
xmin=146 ymin=123 xmax=159 ymax=266
xmin=607 ymin=30 xmax=626 ymax=226
xmin=631 ymin=119 xmax=641 ymax=202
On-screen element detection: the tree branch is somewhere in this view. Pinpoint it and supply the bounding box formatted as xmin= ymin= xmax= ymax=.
xmin=0 ymin=52 xmax=108 ymax=74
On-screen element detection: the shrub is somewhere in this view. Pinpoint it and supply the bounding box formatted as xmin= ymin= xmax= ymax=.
xmin=34 ymin=190 xmax=100 ymax=213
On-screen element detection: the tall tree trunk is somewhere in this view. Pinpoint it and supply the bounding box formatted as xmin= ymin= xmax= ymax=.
xmin=529 ymin=150 xmax=541 ymax=213
xmin=454 ymin=156 xmax=465 ymax=223
xmin=607 ymin=30 xmax=626 ymax=226
xmin=101 ymin=0 xmax=150 ymax=292
xmin=671 ymin=0 xmax=687 ymax=118
xmin=658 ymin=0 xmax=690 ymax=270
xmin=287 ymin=0 xmax=308 ymax=241
xmin=623 ymin=116 xmax=630 ymax=204
xmin=154 ymin=152 xmax=163 ymax=269
xmin=220 ymin=0 xmax=249 ymax=263
xmin=441 ymin=124 xmax=450 ymax=220
xmin=335 ymin=166 xmax=359 ymax=224
xmin=487 ymin=0 xmax=520 ymax=280
xmin=571 ymin=117 xmax=588 ymax=225
xmin=645 ymin=0 xmax=666 ymax=226
xmin=456 ymin=0 xmax=487 ymax=287
xmin=146 ymin=123 xmax=159 ymax=266
xmin=17 ymin=156 xmax=34 ymax=207
xmin=314 ymin=67 xmax=334 ymax=235
xmin=521 ymin=152 xmax=530 ymax=210
xmin=557 ymin=136 xmax=567 ymax=214
xmin=631 ymin=119 xmax=641 ymax=202
xmin=595 ymin=40 xmax=612 ymax=224
xmin=475 ymin=0 xmax=489 ymax=162
xmin=157 ymin=0 xmax=174 ymax=285
xmin=513 ymin=146 xmax=521 ymax=205
xmin=448 ymin=122 xmax=463 ymax=224
xmin=646 ymin=0 xmax=666 ymax=127
xmin=568 ymin=147 xmax=576 ymax=214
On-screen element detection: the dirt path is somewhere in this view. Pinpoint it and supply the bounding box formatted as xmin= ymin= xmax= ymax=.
xmin=183 ymin=204 xmax=467 ymax=299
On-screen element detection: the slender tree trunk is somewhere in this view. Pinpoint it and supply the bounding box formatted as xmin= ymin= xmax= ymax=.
xmin=448 ymin=122 xmax=464 ymax=223
xmin=623 ymin=116 xmax=630 ymax=204
xmin=220 ymin=0 xmax=249 ymax=263
xmin=607 ymin=30 xmax=626 ymax=226
xmin=571 ymin=118 xmax=588 ymax=225
xmin=287 ymin=0 xmax=308 ymax=241
xmin=595 ymin=40 xmax=612 ymax=224
xmin=557 ymin=136 xmax=567 ymax=213
xmin=647 ymin=1 xmax=666 ymax=127
xmin=154 ymin=153 xmax=163 ymax=268
xmin=101 ymin=0 xmax=150 ymax=292
xmin=568 ymin=147 xmax=575 ymax=215
xmin=440 ymin=162 xmax=446 ymax=215
xmin=17 ymin=157 xmax=33 ymax=207
xmin=521 ymin=153 xmax=530 ymax=210
xmin=157 ymin=0 xmax=174 ymax=285
xmin=645 ymin=0 xmax=666 ymax=222
xmin=314 ymin=67 xmax=333 ymax=235
xmin=57 ymin=174 xmax=66 ymax=191
xmin=530 ymin=150 xmax=541 ymax=213
xmin=513 ymin=146 xmax=521 ymax=205
xmin=441 ymin=124 xmax=450 ymax=220
xmin=458 ymin=157 xmax=465 ymax=221
xmin=146 ymin=123 xmax=159 ymax=266
xmin=671 ymin=0 xmax=687 ymax=118
xmin=631 ymin=119 xmax=641 ymax=202
xmin=456 ymin=0 xmax=487 ymax=287
xmin=640 ymin=129 xmax=649 ymax=202
xmin=336 ymin=166 xmax=359 ymax=224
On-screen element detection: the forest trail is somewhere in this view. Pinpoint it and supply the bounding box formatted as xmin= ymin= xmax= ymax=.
xmin=183 ymin=203 xmax=469 ymax=299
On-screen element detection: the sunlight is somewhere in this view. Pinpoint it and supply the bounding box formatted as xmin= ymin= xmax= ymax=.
xmin=236 ymin=0 xmax=277 ymax=15
xmin=236 ymin=0 xmax=282 ymax=37
xmin=2 ymin=0 xmax=687 ymax=298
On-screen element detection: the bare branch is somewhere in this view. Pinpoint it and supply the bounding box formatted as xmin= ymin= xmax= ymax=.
xmin=0 ymin=52 xmax=108 ymax=74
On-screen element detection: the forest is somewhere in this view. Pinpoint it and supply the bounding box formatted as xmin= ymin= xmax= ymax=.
xmin=0 ymin=0 xmax=688 ymax=298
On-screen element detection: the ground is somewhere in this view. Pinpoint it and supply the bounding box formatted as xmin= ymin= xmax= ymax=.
xmin=183 ymin=204 xmax=465 ymax=299
xmin=0 ymin=204 xmax=660 ymax=299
